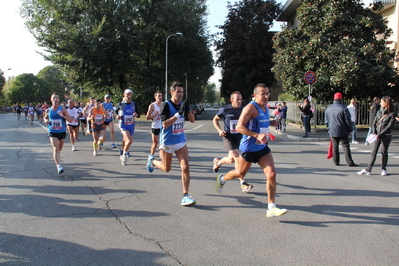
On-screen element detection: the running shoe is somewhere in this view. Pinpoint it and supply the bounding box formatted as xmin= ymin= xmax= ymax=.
xmin=57 ymin=165 xmax=64 ymax=174
xmin=119 ymin=148 xmax=123 ymax=156
xmin=99 ymin=143 xmax=103 ymax=150
xmin=213 ymin=158 xmax=220 ymax=173
xmin=93 ymin=150 xmax=97 ymax=156
xmin=72 ymin=146 xmax=76 ymax=151
xmin=111 ymin=143 xmax=116 ymax=148
xmin=146 ymin=155 xmax=154 ymax=173
xmin=215 ymin=174 xmax=224 ymax=193
xmin=127 ymin=151 xmax=131 ymax=158
xmin=357 ymin=169 xmax=370 ymax=175
xmin=241 ymin=182 xmax=254 ymax=192
xmin=120 ymin=154 xmax=127 ymax=165
xmin=266 ymin=207 xmax=288 ymax=218
xmin=381 ymin=169 xmax=387 ymax=176
xmin=75 ymin=138 xmax=79 ymax=141
xmin=181 ymin=194 xmax=196 ymax=206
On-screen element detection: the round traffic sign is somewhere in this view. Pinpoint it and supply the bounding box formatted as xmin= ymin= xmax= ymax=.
xmin=304 ymin=71 xmax=317 ymax=84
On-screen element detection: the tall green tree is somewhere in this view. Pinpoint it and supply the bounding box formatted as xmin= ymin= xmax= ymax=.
xmin=20 ymin=0 xmax=213 ymax=109
xmin=273 ymin=0 xmax=399 ymax=101
xmin=215 ymin=0 xmax=281 ymax=101
xmin=7 ymin=74 xmax=48 ymax=104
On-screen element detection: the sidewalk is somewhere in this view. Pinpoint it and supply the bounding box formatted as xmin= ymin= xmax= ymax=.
xmin=271 ymin=122 xmax=369 ymax=142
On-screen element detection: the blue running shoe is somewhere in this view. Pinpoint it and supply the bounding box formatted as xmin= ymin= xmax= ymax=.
xmin=146 ymin=155 xmax=154 ymax=173
xmin=181 ymin=194 xmax=196 ymax=206
xmin=119 ymin=148 xmax=123 ymax=156
xmin=57 ymin=165 xmax=64 ymax=174
xmin=127 ymin=151 xmax=131 ymax=158
xmin=111 ymin=143 xmax=116 ymax=148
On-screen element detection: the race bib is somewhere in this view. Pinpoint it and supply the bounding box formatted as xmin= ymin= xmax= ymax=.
xmin=255 ymin=127 xmax=270 ymax=145
xmin=51 ymin=119 xmax=62 ymax=130
xmin=106 ymin=112 xmax=113 ymax=119
xmin=230 ymin=119 xmax=238 ymax=134
xmin=124 ymin=114 xmax=134 ymax=125
xmin=172 ymin=116 xmax=185 ymax=135
xmin=94 ymin=114 xmax=103 ymax=125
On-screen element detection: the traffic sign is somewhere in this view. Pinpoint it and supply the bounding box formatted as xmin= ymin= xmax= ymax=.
xmin=304 ymin=71 xmax=317 ymax=84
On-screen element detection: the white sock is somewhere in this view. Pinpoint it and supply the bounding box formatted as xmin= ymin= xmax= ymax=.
xmin=240 ymin=180 xmax=246 ymax=184
xmin=268 ymin=203 xmax=276 ymax=210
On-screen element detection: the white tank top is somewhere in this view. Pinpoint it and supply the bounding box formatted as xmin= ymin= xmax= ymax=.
xmin=151 ymin=102 xmax=162 ymax=129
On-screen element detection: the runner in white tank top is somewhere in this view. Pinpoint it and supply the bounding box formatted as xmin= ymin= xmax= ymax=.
xmin=146 ymin=90 xmax=163 ymax=160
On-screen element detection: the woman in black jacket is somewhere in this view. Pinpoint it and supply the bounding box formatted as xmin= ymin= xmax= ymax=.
xmin=358 ymin=96 xmax=396 ymax=176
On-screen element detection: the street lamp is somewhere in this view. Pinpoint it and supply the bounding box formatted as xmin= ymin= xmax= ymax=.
xmin=165 ymin=32 xmax=183 ymax=101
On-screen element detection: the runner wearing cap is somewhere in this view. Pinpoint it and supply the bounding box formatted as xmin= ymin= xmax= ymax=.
xmin=115 ymin=89 xmax=140 ymax=165
xmin=102 ymin=94 xmax=117 ymax=149
xmin=146 ymin=90 xmax=163 ymax=162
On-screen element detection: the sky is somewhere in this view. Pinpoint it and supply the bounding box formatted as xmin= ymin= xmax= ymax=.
xmin=0 ymin=0 xmax=285 ymax=84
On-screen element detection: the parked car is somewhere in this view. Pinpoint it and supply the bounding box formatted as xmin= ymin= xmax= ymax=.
xmin=189 ymin=104 xmax=202 ymax=115
xmin=205 ymin=103 xmax=211 ymax=108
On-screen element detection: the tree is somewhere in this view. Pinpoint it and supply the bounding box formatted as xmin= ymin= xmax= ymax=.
xmin=273 ymin=0 xmax=399 ymax=101
xmin=7 ymin=74 xmax=46 ymax=104
xmin=20 ymin=0 xmax=214 ymax=108
xmin=202 ymin=83 xmax=217 ymax=103
xmin=215 ymin=0 xmax=281 ymax=102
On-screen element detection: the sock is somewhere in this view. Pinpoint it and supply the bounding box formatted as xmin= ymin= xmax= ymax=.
xmin=268 ymin=203 xmax=276 ymax=210
xmin=220 ymin=175 xmax=226 ymax=184
xmin=57 ymin=164 xmax=62 ymax=168
xmin=93 ymin=143 xmax=97 ymax=150
xmin=240 ymin=180 xmax=246 ymax=185
xmin=183 ymin=193 xmax=188 ymax=197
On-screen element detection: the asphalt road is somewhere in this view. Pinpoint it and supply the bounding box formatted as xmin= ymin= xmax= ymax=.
xmin=1 ymin=110 xmax=399 ymax=265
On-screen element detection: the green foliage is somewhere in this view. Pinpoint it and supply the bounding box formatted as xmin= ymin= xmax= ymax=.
xmin=215 ymin=0 xmax=281 ymax=102
xmin=273 ymin=0 xmax=399 ymax=101
xmin=20 ymin=0 xmax=214 ymax=108
xmin=202 ymin=83 xmax=217 ymax=103
xmin=6 ymin=74 xmax=49 ymax=104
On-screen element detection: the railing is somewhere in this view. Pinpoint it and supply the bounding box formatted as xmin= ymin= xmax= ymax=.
xmin=284 ymin=101 xmax=399 ymax=130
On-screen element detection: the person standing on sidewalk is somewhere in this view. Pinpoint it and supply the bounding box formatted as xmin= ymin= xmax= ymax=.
xmin=215 ymin=83 xmax=287 ymax=218
xmin=146 ymin=82 xmax=196 ymax=206
xmin=297 ymin=98 xmax=312 ymax=138
xmin=212 ymin=91 xmax=253 ymax=192
xmin=347 ymin=99 xmax=359 ymax=144
xmin=365 ymin=97 xmax=381 ymax=145
xmin=358 ymin=96 xmax=396 ymax=176
xmin=325 ymin=92 xmax=358 ymax=167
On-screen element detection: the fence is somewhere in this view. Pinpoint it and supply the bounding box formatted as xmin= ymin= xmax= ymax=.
xmin=283 ymin=101 xmax=399 ymax=131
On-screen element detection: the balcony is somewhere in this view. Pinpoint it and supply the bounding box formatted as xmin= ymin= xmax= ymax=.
xmin=373 ymin=0 xmax=396 ymax=7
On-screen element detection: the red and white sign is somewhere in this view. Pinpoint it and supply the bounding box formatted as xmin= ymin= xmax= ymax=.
xmin=304 ymin=71 xmax=317 ymax=84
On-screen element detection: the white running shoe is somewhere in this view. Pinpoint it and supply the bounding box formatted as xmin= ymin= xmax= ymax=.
xmin=381 ymin=169 xmax=387 ymax=176
xmin=93 ymin=150 xmax=97 ymax=156
xmin=72 ymin=146 xmax=76 ymax=151
xmin=357 ymin=169 xmax=370 ymax=175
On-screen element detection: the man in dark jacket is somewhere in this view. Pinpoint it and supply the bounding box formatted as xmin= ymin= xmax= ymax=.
xmin=365 ymin=97 xmax=381 ymax=145
xmin=325 ymin=92 xmax=358 ymax=167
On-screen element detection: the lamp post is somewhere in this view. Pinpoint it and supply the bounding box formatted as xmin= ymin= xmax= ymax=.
xmin=165 ymin=32 xmax=183 ymax=101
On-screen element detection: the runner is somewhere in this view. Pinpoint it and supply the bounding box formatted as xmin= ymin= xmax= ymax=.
xmin=44 ymin=92 xmax=73 ymax=174
xmin=145 ymin=90 xmax=162 ymax=161
xmin=15 ymin=103 xmax=22 ymax=120
xmin=146 ymin=82 xmax=196 ymax=206
xmin=215 ymin=83 xmax=287 ymax=218
xmin=28 ymin=103 xmax=35 ymax=125
xmin=23 ymin=104 xmax=28 ymax=120
xmin=212 ymin=91 xmax=253 ymax=192
xmin=115 ymin=89 xmax=140 ymax=165
xmin=102 ymin=94 xmax=117 ymax=149
xmin=36 ymin=103 xmax=43 ymax=122
xmin=87 ymin=99 xmax=106 ymax=156
xmin=66 ymin=99 xmax=81 ymax=151
xmin=82 ymin=97 xmax=96 ymax=136
xmin=78 ymin=102 xmax=88 ymax=136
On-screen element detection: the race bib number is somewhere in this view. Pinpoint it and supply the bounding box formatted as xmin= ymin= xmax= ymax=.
xmin=106 ymin=112 xmax=113 ymax=119
xmin=230 ymin=119 xmax=238 ymax=134
xmin=94 ymin=114 xmax=103 ymax=125
xmin=51 ymin=119 xmax=62 ymax=130
xmin=172 ymin=117 xmax=184 ymax=135
xmin=255 ymin=127 xmax=270 ymax=145
xmin=124 ymin=114 xmax=134 ymax=125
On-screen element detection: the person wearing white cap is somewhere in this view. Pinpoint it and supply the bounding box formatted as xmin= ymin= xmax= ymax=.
xmin=115 ymin=89 xmax=140 ymax=165
xmin=102 ymin=94 xmax=117 ymax=148
xmin=146 ymin=90 xmax=163 ymax=161
xmin=146 ymin=82 xmax=196 ymax=206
